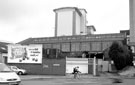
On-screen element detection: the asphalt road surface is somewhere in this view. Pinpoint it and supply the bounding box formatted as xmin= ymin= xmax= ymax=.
xmin=113 ymin=78 xmax=135 ymax=85
xmin=21 ymin=78 xmax=113 ymax=85
xmin=20 ymin=78 xmax=135 ymax=85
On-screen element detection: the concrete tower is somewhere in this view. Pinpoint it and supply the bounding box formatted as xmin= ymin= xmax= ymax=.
xmin=53 ymin=7 xmax=87 ymax=37
xmin=129 ymin=0 xmax=135 ymax=45
xmin=53 ymin=7 xmax=82 ymax=36
xmin=79 ymin=9 xmax=87 ymax=35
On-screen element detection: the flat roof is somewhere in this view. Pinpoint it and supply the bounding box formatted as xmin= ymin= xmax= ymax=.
xmin=53 ymin=7 xmax=82 ymax=16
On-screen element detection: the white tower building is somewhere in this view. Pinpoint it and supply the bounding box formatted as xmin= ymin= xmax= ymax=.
xmin=53 ymin=7 xmax=87 ymax=36
xmin=79 ymin=9 xmax=87 ymax=35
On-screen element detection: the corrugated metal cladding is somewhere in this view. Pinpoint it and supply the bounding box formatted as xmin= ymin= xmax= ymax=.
xmin=41 ymin=41 xmax=120 ymax=53
xmin=52 ymin=43 xmax=61 ymax=49
xmin=61 ymin=43 xmax=70 ymax=52
xmin=80 ymin=42 xmax=90 ymax=51
xmin=71 ymin=43 xmax=80 ymax=51
xmin=20 ymin=33 xmax=126 ymax=52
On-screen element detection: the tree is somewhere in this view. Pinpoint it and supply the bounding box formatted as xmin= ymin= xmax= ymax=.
xmin=108 ymin=41 xmax=133 ymax=71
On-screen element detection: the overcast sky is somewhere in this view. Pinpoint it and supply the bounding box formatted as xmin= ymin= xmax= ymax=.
xmin=0 ymin=0 xmax=129 ymax=43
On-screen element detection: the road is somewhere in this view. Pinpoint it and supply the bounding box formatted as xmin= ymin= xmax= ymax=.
xmin=20 ymin=77 xmax=135 ymax=85
xmin=114 ymin=78 xmax=135 ymax=85
xmin=20 ymin=78 xmax=112 ymax=85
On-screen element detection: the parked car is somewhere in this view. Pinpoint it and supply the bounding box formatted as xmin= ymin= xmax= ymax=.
xmin=0 ymin=63 xmax=21 ymax=85
xmin=9 ymin=66 xmax=27 ymax=75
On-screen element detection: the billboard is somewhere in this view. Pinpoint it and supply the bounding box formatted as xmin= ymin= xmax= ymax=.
xmin=8 ymin=44 xmax=42 ymax=64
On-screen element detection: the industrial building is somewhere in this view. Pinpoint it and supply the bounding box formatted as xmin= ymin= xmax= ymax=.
xmin=2 ymin=7 xmax=130 ymax=75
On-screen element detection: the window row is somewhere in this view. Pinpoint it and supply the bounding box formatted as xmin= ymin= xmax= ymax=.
xmin=42 ymin=42 xmax=112 ymax=52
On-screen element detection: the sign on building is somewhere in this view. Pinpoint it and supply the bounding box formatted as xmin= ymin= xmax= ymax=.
xmin=8 ymin=44 xmax=42 ymax=64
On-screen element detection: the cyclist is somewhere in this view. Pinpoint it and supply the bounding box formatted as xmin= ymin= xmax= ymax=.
xmin=73 ymin=66 xmax=81 ymax=79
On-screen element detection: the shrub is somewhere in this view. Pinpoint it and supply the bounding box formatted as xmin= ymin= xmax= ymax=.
xmin=108 ymin=41 xmax=133 ymax=70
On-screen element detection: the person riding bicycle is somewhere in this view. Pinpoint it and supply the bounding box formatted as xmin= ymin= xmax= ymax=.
xmin=73 ymin=66 xmax=81 ymax=79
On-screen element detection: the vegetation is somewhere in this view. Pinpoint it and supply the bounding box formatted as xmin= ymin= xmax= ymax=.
xmin=108 ymin=41 xmax=133 ymax=71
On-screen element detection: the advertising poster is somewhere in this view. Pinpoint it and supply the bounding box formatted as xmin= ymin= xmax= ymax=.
xmin=8 ymin=44 xmax=42 ymax=64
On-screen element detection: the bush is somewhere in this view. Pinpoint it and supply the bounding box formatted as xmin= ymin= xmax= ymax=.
xmin=108 ymin=41 xmax=133 ymax=70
